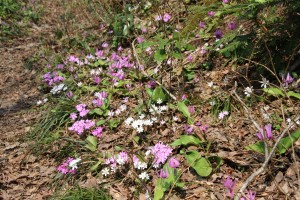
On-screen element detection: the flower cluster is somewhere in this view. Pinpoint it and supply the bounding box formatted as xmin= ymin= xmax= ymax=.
xmin=68 ymin=119 xmax=95 ymax=135
xmin=124 ymin=114 xmax=158 ymax=133
xmin=150 ymin=142 xmax=172 ymax=168
xmin=223 ymin=176 xmax=236 ymax=198
xmin=256 ymin=124 xmax=273 ymax=140
xmin=42 ymin=71 xmax=64 ymax=86
xmin=218 ymin=111 xmax=229 ymax=119
xmin=57 ymin=157 xmax=81 ymax=174
xmin=50 ymin=83 xmax=67 ymax=94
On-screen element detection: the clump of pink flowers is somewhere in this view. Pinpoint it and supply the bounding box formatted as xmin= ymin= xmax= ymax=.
xmin=68 ymin=119 xmax=95 ymax=135
xmin=256 ymin=124 xmax=273 ymax=140
xmin=150 ymin=142 xmax=173 ymax=168
xmin=76 ymin=103 xmax=89 ymax=117
xmin=223 ymin=176 xmax=236 ymax=198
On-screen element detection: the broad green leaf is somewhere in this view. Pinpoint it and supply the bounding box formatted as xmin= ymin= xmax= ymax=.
xmin=154 ymin=49 xmax=167 ymax=62
xmin=89 ymin=161 xmax=101 ymax=171
xmin=177 ymin=101 xmax=190 ymax=118
xmin=96 ymin=120 xmax=106 ymax=126
xmin=192 ymin=157 xmax=213 ymax=177
xmin=263 ymin=87 xmax=284 ymax=97
xmin=154 ymin=183 xmax=165 ymax=200
xmin=108 ymin=119 xmax=120 ymax=129
xmin=277 ymin=129 xmax=300 ymax=154
xmin=85 ymin=135 xmax=98 ymax=152
xmin=115 ymin=146 xmax=122 ymax=151
xmin=145 ymin=87 xmax=153 ymax=97
xmin=245 ymin=141 xmax=265 ymax=154
xmin=83 ymin=86 xmax=98 ymax=92
xmin=90 ymin=108 xmax=103 ymax=116
xmin=208 ymin=156 xmax=223 ymax=169
xmin=171 ymin=135 xmax=202 ymax=147
xmin=185 ymin=150 xmax=201 ymax=164
xmin=287 ymin=91 xmax=300 ymax=100
xmin=152 ymin=86 xmax=167 ymax=102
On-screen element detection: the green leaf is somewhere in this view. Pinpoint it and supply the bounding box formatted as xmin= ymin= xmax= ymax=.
xmin=287 ymin=91 xmax=300 ymax=100
xmin=263 ymin=87 xmax=284 ymax=97
xmin=90 ymin=108 xmax=103 ymax=116
xmin=245 ymin=141 xmax=265 ymax=154
xmin=177 ymin=101 xmax=192 ymax=123
xmin=145 ymin=87 xmax=153 ymax=97
xmin=154 ymin=49 xmax=167 ymax=62
xmin=115 ymin=146 xmax=122 ymax=151
xmin=152 ymin=86 xmax=167 ymax=102
xmin=89 ymin=161 xmax=101 ymax=171
xmin=277 ymin=129 xmax=300 ymax=154
xmin=96 ymin=120 xmax=106 ymax=126
xmin=154 ymin=183 xmax=165 ymax=200
xmin=193 ymin=157 xmax=213 ymax=177
xmin=83 ymin=86 xmax=98 ymax=92
xmin=185 ymin=150 xmax=201 ymax=164
xmin=108 ymin=118 xmax=120 ymax=129
xmin=208 ymin=156 xmax=223 ymax=169
xmin=85 ymin=135 xmax=98 ymax=152
xmin=171 ymin=135 xmax=203 ymax=147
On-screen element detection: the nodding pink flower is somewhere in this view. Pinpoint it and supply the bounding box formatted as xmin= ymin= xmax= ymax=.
xmin=223 ymin=176 xmax=236 ymax=198
xmin=66 ymin=91 xmax=73 ymax=98
xmin=158 ymin=169 xmax=168 ymax=178
xmin=187 ymin=55 xmax=193 ymax=62
xmin=282 ymin=73 xmax=294 ymax=86
xmin=102 ymin=42 xmax=109 ymax=48
xmin=240 ymin=190 xmax=256 ymax=200
xmin=208 ymin=11 xmax=215 ymax=17
xmin=184 ymin=124 xmax=194 ymax=134
xmin=94 ymin=76 xmax=101 ymax=84
xmin=95 ymin=49 xmax=104 ymax=58
xmin=181 ymin=94 xmax=187 ymax=100
xmin=141 ymin=28 xmax=147 ymax=33
xmin=228 ymin=22 xmax=236 ymax=30
xmin=256 ymin=124 xmax=273 ymax=140
xmin=199 ymin=21 xmax=205 ymax=29
xmin=188 ymin=106 xmax=195 ymax=114
xmin=117 ymin=46 xmax=123 ymax=51
xmin=92 ymin=98 xmax=103 ymax=107
xmin=137 ymin=37 xmax=144 ymax=43
xmin=214 ymin=29 xmax=223 ymax=39
xmin=223 ymin=0 xmax=230 ymax=3
xmin=163 ymin=13 xmax=171 ymax=22
xmin=147 ymin=80 xmax=156 ymax=89
xmin=169 ymin=157 xmax=180 ymax=168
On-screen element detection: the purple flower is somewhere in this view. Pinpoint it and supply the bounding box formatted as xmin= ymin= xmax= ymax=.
xmin=199 ymin=21 xmax=205 ymax=29
xmin=95 ymin=49 xmax=104 ymax=58
xmin=137 ymin=37 xmax=144 ymax=43
xmin=68 ymin=119 xmax=95 ymax=135
xmin=92 ymin=98 xmax=103 ymax=107
xmin=208 ymin=11 xmax=215 ymax=17
xmin=184 ymin=124 xmax=194 ymax=134
xmin=223 ymin=176 xmax=236 ymax=198
xmin=163 ymin=13 xmax=171 ymax=22
xmin=102 ymin=42 xmax=109 ymax=48
xmin=214 ymin=29 xmax=223 ymax=39
xmin=91 ymin=126 xmax=103 ymax=137
xmin=66 ymin=91 xmax=73 ymax=98
xmin=94 ymin=76 xmax=101 ymax=84
xmin=282 ymin=73 xmax=294 ymax=86
xmin=56 ymin=64 xmax=64 ymax=69
xmin=76 ymin=103 xmax=87 ymax=112
xmin=181 ymin=94 xmax=187 ymax=100
xmin=169 ymin=157 xmax=180 ymax=168
xmin=151 ymin=142 xmax=173 ymax=168
xmin=158 ymin=169 xmax=168 ymax=178
xmin=228 ymin=22 xmax=236 ymax=30
xmin=223 ymin=0 xmax=230 ymax=3
xmin=147 ymin=80 xmax=156 ymax=89
xmin=70 ymin=113 xmax=77 ymax=121
xmin=187 ymin=55 xmax=193 ymax=62
xmin=265 ymin=124 xmax=273 ymax=139
xmin=240 ymin=190 xmax=256 ymax=200
xmin=188 ymin=106 xmax=195 ymax=114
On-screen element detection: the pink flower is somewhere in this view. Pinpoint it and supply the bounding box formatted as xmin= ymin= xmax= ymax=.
xmin=188 ymin=106 xmax=195 ymax=114
xmin=169 ymin=157 xmax=180 ymax=168
xmin=199 ymin=21 xmax=205 ymax=29
xmin=282 ymin=73 xmax=294 ymax=86
xmin=102 ymin=42 xmax=109 ymax=48
xmin=184 ymin=124 xmax=194 ymax=134
xmin=158 ymin=169 xmax=168 ymax=178
xmin=228 ymin=21 xmax=236 ymax=30
xmin=137 ymin=37 xmax=144 ymax=43
xmin=70 ymin=113 xmax=77 ymax=121
xmin=181 ymin=94 xmax=187 ymax=100
xmin=256 ymin=124 xmax=273 ymax=140
xmin=94 ymin=76 xmax=101 ymax=84
xmin=223 ymin=0 xmax=229 ymax=3
xmin=187 ymin=55 xmax=193 ymax=62
xmin=92 ymin=98 xmax=103 ymax=107
xmin=66 ymin=91 xmax=73 ymax=98
xmin=91 ymin=126 xmax=103 ymax=137
xmin=151 ymin=142 xmax=173 ymax=168
xmin=223 ymin=176 xmax=236 ymax=198
xmin=208 ymin=11 xmax=215 ymax=17
xmin=163 ymin=13 xmax=171 ymax=22
xmin=240 ymin=190 xmax=256 ymax=200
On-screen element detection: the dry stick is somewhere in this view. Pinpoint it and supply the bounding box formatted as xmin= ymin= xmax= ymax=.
xmin=233 ymin=91 xmax=299 ymax=200
xmin=131 ymin=39 xmax=177 ymax=101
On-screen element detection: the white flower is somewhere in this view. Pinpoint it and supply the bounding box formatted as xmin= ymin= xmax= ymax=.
xmin=43 ymin=98 xmax=48 ymax=103
xmin=115 ymin=109 xmax=121 ymax=115
xmin=160 ymin=120 xmax=166 ymax=125
xmin=134 ymin=161 xmax=147 ymax=170
xmin=116 ymin=157 xmax=125 ymax=165
xmin=160 ymin=105 xmax=168 ymax=111
xmin=145 ymin=150 xmax=151 ymax=157
xmin=137 ymin=126 xmax=144 ymax=133
xmin=139 ymin=172 xmax=150 ymax=180
xmin=145 ymin=190 xmax=151 ymax=200
xmin=259 ymin=77 xmax=269 ymax=88
xmin=77 ymin=82 xmax=83 ymax=87
xmin=69 ymin=158 xmax=81 ymax=170
xmin=151 ymin=117 xmax=157 ymax=122
xmin=119 ymin=104 xmax=127 ymax=111
xmin=218 ymin=111 xmax=229 ymax=120
xmin=157 ymin=98 xmax=163 ymax=104
xmin=139 ymin=114 xmax=145 ymax=119
xmin=208 ymin=81 xmax=214 ymax=87
xmin=287 ymin=118 xmax=292 ymax=124
xmin=209 ymin=100 xmax=216 ymax=106
xmin=101 ymin=168 xmax=110 ymax=176
xmin=37 ymin=100 xmax=43 ymax=105
xmin=125 ymin=117 xmax=134 ymax=126
xmin=108 ymin=111 xmax=114 ymax=117
xmin=244 ymin=86 xmax=253 ymax=97
xmin=154 ymin=68 xmax=158 ymax=74
xmin=90 ymin=69 xmax=95 ymax=75
xmin=143 ymin=119 xmax=153 ymax=126
xmin=173 ymin=116 xmax=178 ymax=121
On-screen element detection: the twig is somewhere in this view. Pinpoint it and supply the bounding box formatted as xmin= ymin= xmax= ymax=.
xmin=233 ymin=89 xmax=300 ymax=199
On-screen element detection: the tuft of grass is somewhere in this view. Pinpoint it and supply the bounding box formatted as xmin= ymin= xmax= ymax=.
xmin=50 ymin=187 xmax=111 ymax=200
